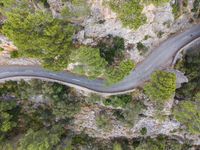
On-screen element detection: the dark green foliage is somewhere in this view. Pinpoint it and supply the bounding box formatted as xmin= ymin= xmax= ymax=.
xmin=108 ymin=0 xmax=147 ymax=29
xmin=106 ymin=60 xmax=135 ymax=84
xmin=52 ymin=93 xmax=81 ymax=119
xmin=70 ymin=46 xmax=108 ymax=79
xmin=1 ymin=1 xmax=76 ymax=71
xmin=95 ymin=112 xmax=112 ymax=130
xmin=144 ymin=71 xmax=176 ymax=103
xmin=137 ymin=42 xmax=148 ymax=55
xmin=174 ymin=47 xmax=200 ymax=134
xmin=191 ymin=0 xmax=200 ymax=19
xmin=175 ymin=48 xmax=200 ymax=100
xmin=18 ymin=126 xmax=64 ymax=150
xmin=172 ymin=1 xmax=181 ymax=19
xmin=10 ymin=51 xmax=18 ymax=58
xmin=98 ymin=36 xmax=125 ymax=64
xmin=173 ymin=99 xmax=200 ymax=134
xmin=135 ymin=136 xmax=183 ymax=150
xmin=103 ymin=94 xmax=132 ymax=108
xmin=172 ymin=0 xmax=189 ymax=19
xmin=113 ymin=100 xmax=145 ymax=126
xmin=0 ymin=100 xmax=18 ymax=142
xmin=140 ymin=127 xmax=147 ymax=135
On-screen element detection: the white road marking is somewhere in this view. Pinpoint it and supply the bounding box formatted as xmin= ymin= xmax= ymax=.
xmin=72 ymin=79 xmax=80 ymax=82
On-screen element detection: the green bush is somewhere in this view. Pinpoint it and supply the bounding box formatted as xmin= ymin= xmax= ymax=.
xmin=137 ymin=42 xmax=148 ymax=55
xmin=192 ymin=0 xmax=200 ymax=18
xmin=69 ymin=46 xmax=108 ymax=79
xmin=144 ymin=0 xmax=170 ymax=6
xmin=106 ymin=60 xmax=135 ymax=85
xmin=135 ymin=136 xmax=183 ymax=150
xmin=140 ymin=127 xmax=147 ymax=135
xmin=108 ymin=0 xmax=147 ymax=29
xmin=1 ymin=1 xmax=76 ymax=71
xmin=175 ymin=48 xmax=200 ymax=100
xmin=173 ymin=99 xmax=200 ymax=134
xmin=18 ymin=126 xmax=64 ymax=150
xmin=10 ymin=51 xmax=18 ymax=58
xmin=144 ymin=71 xmax=176 ymax=103
xmin=113 ymin=142 xmax=122 ymax=150
xmin=103 ymin=94 xmax=132 ymax=108
xmin=113 ymin=100 xmax=145 ymax=127
xmin=98 ymin=36 xmax=125 ymax=64
xmin=95 ymin=112 xmax=112 ymax=130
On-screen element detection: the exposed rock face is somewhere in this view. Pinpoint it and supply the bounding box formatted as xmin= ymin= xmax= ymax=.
xmin=75 ymin=1 xmax=195 ymax=63
xmin=47 ymin=0 xmax=63 ymax=18
xmin=166 ymin=69 xmax=188 ymax=88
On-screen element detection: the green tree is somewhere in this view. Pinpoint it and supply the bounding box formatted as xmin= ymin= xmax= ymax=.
xmin=18 ymin=126 xmax=63 ymax=150
xmin=144 ymin=71 xmax=176 ymax=103
xmin=173 ymin=99 xmax=200 ymax=134
xmin=70 ymin=46 xmax=108 ymax=78
xmin=2 ymin=1 xmax=76 ymax=71
xmin=106 ymin=60 xmax=135 ymax=84
xmin=0 ymin=100 xmax=18 ymax=142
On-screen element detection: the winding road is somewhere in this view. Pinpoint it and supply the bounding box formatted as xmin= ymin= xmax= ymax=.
xmin=0 ymin=25 xmax=200 ymax=95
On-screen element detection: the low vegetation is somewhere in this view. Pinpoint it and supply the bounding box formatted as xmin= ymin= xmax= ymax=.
xmin=173 ymin=99 xmax=200 ymax=134
xmin=61 ymin=0 xmax=90 ymax=21
xmin=108 ymin=0 xmax=147 ymax=29
xmin=2 ymin=8 xmax=76 ymax=71
xmin=105 ymin=60 xmax=135 ymax=85
xmin=70 ymin=46 xmax=107 ymax=79
xmin=174 ymin=47 xmax=200 ymax=134
xmin=135 ymin=136 xmax=187 ymax=150
xmin=144 ymin=0 xmax=170 ymax=6
xmin=95 ymin=112 xmax=113 ymax=131
xmin=144 ymin=71 xmax=176 ymax=104
xmin=192 ymin=0 xmax=200 ymax=19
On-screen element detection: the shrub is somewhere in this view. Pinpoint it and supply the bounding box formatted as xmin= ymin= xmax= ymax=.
xmin=135 ymin=136 xmax=183 ymax=150
xmin=108 ymin=0 xmax=147 ymax=29
xmin=98 ymin=36 xmax=125 ymax=64
xmin=10 ymin=51 xmax=18 ymax=58
xmin=144 ymin=71 xmax=176 ymax=103
xmin=113 ymin=142 xmax=122 ymax=150
xmin=114 ymin=100 xmax=145 ymax=127
xmin=175 ymin=48 xmax=200 ymax=100
xmin=69 ymin=46 xmax=108 ymax=79
xmin=173 ymin=99 xmax=200 ymax=134
xmin=103 ymin=94 xmax=132 ymax=108
xmin=144 ymin=0 xmax=170 ymax=6
xmin=106 ymin=60 xmax=135 ymax=84
xmin=137 ymin=42 xmax=148 ymax=55
xmin=191 ymin=0 xmax=200 ymax=18
xmin=140 ymin=127 xmax=147 ymax=135
xmin=95 ymin=112 xmax=112 ymax=130
xmin=2 ymin=1 xmax=76 ymax=71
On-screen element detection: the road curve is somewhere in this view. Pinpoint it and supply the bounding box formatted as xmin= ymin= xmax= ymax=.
xmin=0 ymin=25 xmax=200 ymax=95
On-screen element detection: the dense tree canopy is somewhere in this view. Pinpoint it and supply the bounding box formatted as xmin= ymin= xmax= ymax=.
xmin=2 ymin=10 xmax=76 ymax=71
xmin=18 ymin=126 xmax=64 ymax=150
xmin=70 ymin=46 xmax=108 ymax=78
xmin=144 ymin=71 xmax=176 ymax=103
xmin=173 ymin=99 xmax=200 ymax=134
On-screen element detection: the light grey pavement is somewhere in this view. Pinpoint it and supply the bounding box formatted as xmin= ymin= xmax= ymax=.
xmin=0 ymin=25 xmax=199 ymax=94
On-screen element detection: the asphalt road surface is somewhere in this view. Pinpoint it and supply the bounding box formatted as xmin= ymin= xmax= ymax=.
xmin=0 ymin=25 xmax=199 ymax=94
